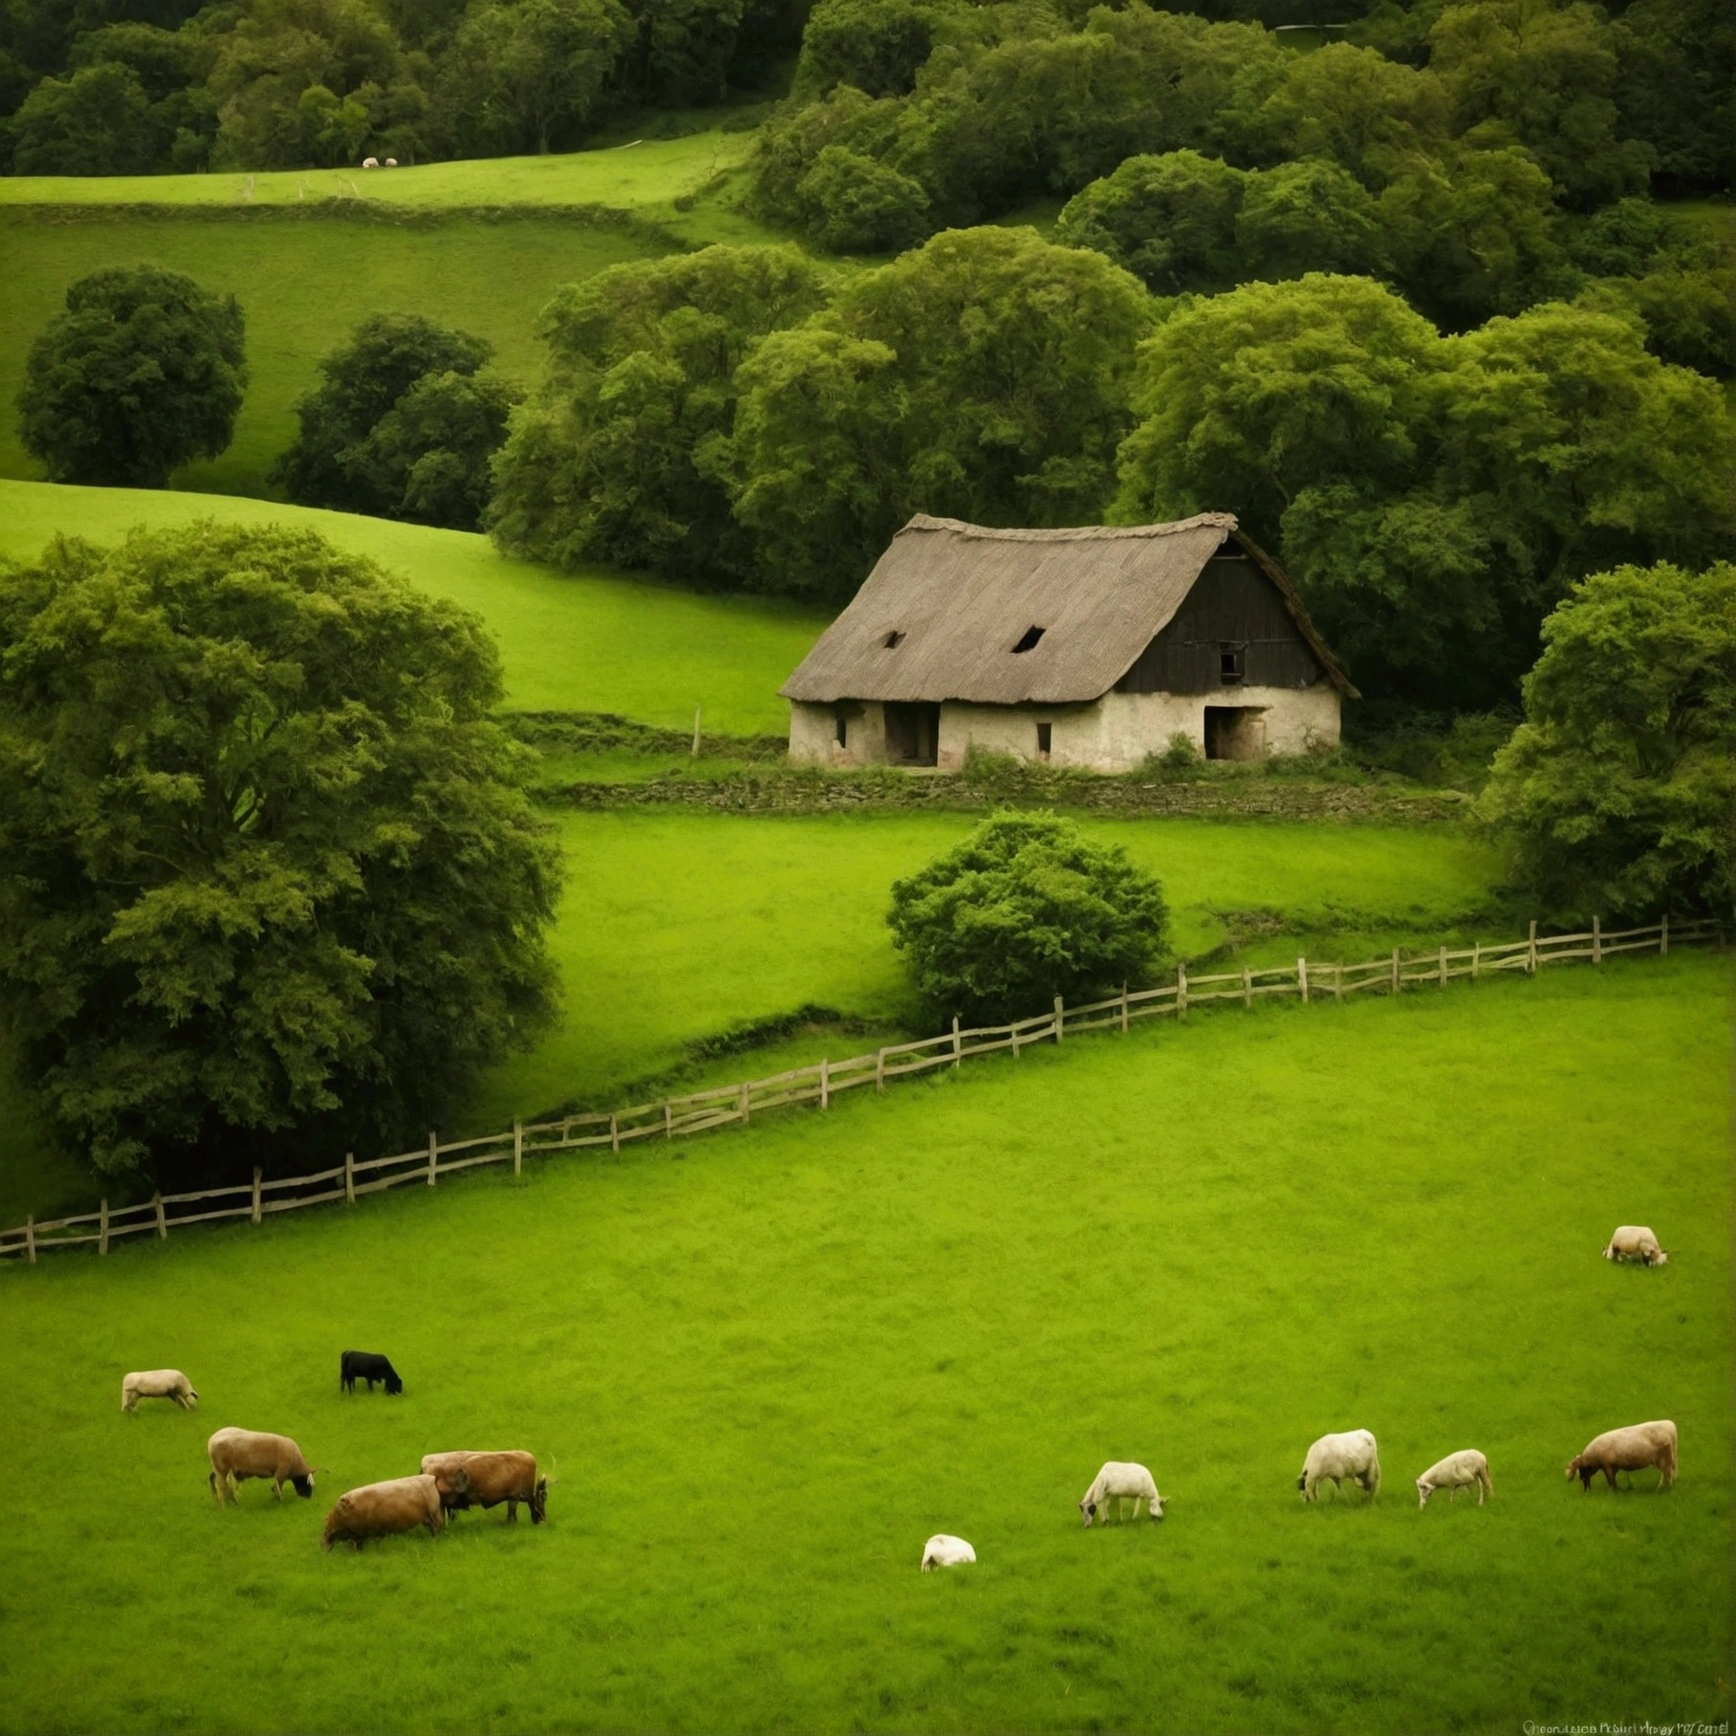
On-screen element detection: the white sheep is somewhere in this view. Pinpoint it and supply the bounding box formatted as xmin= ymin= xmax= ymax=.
xmin=384 ymin=157 xmax=398 ymax=167
xmin=1414 ymin=1448 xmax=1492 ymax=1508
xmin=1602 ymin=1226 xmax=1668 ymax=1266
xmin=121 ymin=1369 xmax=197 ymax=1413
xmin=361 ymin=156 xmax=379 ymax=169
xmin=1298 ymin=1430 xmax=1380 ymax=1502
xmin=920 ymin=1534 xmax=976 ymax=1571
xmin=1078 ymin=1461 xmax=1164 ymax=1527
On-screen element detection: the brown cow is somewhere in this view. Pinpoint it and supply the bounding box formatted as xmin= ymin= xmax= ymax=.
xmin=322 ymin=1474 xmax=444 ymax=1550
xmin=207 ymin=1428 xmax=318 ymax=1505
xmin=1565 ymin=1420 xmax=1678 ymax=1491
xmin=421 ymin=1450 xmax=549 ymax=1523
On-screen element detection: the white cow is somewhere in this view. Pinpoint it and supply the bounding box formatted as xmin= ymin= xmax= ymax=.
xmin=1414 ymin=1448 xmax=1492 ymax=1508
xmin=1078 ymin=1461 xmax=1164 ymax=1527
xmin=1602 ymin=1226 xmax=1668 ymax=1266
xmin=920 ymin=1534 xmax=976 ymax=1571
xmin=121 ymin=1369 xmax=197 ymax=1413
xmin=361 ymin=156 xmax=379 ymax=169
xmin=1298 ymin=1430 xmax=1381 ymax=1502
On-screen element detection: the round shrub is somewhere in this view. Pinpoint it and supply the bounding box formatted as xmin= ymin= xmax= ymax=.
xmin=887 ymin=811 xmax=1170 ymax=1025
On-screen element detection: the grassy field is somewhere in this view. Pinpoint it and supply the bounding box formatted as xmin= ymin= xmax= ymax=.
xmin=0 ymin=481 xmax=824 ymax=730
xmin=0 ymin=951 xmax=1725 ymax=1733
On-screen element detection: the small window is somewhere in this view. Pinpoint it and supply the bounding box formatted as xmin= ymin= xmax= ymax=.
xmin=1036 ymin=721 xmax=1052 ymax=759
xmin=883 ymin=630 xmax=906 ymax=649
xmin=1012 ymin=625 xmax=1045 ymax=654
xmin=1219 ymin=643 xmax=1245 ymax=685
xmin=835 ymin=710 xmax=848 ymax=748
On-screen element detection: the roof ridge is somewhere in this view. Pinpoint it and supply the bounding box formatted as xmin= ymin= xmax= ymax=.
xmin=898 ymin=512 xmax=1240 ymax=543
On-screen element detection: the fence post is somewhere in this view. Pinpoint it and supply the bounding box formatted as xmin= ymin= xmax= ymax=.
xmin=739 ymin=1081 xmax=750 ymax=1125
xmin=820 ymin=1058 xmax=830 ymax=1110
xmin=153 ymin=1193 xmax=166 ymax=1240
xmin=1660 ymin=913 xmax=1669 ymax=957
xmin=427 ymin=1130 xmax=437 ymax=1187
xmin=664 ymin=1102 xmax=673 ymax=1138
xmin=344 ymin=1152 xmax=355 ymax=1205
xmin=1527 ymin=919 xmax=1538 ymax=974
xmin=1242 ymin=965 xmax=1252 ymax=1010
xmin=99 ymin=1198 xmax=109 ymax=1256
xmin=1334 ymin=962 xmax=1344 ymax=1003
xmin=251 ymin=1166 xmax=262 ymax=1225
xmin=25 ymin=1215 xmax=35 ymax=1265
xmin=1472 ymin=940 xmax=1480 ymax=979
xmin=1391 ymin=948 xmax=1400 ymax=994
xmin=1120 ymin=983 xmax=1129 ymax=1034
xmin=952 ymin=1016 xmax=962 ymax=1068
xmin=876 ymin=1048 xmax=886 ymax=1093
xmin=513 ymin=1121 xmax=523 ymax=1174
xmin=1593 ymin=914 xmax=1602 ymax=964
xmin=1438 ymin=944 xmax=1447 ymax=988
xmin=1177 ymin=963 xmax=1188 ymax=1019
xmin=561 ymin=1116 xmax=572 ymax=1148
xmin=610 ymin=1112 xmax=620 ymax=1153
xmin=1054 ymin=995 xmax=1064 ymax=1043
xmin=1298 ymin=957 xmax=1308 ymax=1004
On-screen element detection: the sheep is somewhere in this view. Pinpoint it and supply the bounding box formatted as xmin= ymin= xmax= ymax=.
xmin=322 ymin=1475 xmax=444 ymax=1550
xmin=1602 ymin=1226 xmax=1668 ymax=1266
xmin=1415 ymin=1449 xmax=1492 ymax=1508
xmin=1565 ymin=1420 xmax=1677 ymax=1492
xmin=361 ymin=157 xmax=379 ymax=169
xmin=121 ymin=1370 xmax=197 ymax=1414
xmin=383 ymin=157 xmax=398 ymax=167
xmin=207 ymin=1427 xmax=319 ymax=1505
xmin=1298 ymin=1430 xmax=1381 ymax=1503
xmin=1078 ymin=1461 xmax=1164 ymax=1527
xmin=920 ymin=1534 xmax=976 ymax=1571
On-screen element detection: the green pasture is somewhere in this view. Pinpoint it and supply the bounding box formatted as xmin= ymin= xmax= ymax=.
xmin=0 ymin=481 xmax=824 ymax=730
xmin=0 ymin=130 xmax=755 ymax=213
xmin=0 ymin=953 xmax=1725 ymax=1733
xmin=0 ymin=209 xmax=666 ymax=495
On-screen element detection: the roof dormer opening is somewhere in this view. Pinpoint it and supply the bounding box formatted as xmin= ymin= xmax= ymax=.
xmin=883 ymin=630 xmax=906 ymax=649
xmin=1012 ymin=625 xmax=1045 ymax=653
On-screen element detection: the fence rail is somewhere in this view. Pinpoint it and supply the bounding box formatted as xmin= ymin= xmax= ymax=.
xmin=2 ymin=914 xmax=1722 ymax=1266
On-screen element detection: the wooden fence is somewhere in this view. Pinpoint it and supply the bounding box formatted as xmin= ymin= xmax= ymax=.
xmin=1 ymin=914 xmax=1722 ymax=1265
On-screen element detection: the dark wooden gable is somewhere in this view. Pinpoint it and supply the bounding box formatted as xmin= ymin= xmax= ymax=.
xmin=1113 ymin=544 xmax=1324 ymax=695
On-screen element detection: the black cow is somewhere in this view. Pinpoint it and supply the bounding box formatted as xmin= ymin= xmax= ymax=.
xmin=340 ymin=1350 xmax=404 ymax=1395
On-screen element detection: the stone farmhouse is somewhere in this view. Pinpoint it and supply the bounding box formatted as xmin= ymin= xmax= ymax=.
xmin=781 ymin=512 xmax=1356 ymax=771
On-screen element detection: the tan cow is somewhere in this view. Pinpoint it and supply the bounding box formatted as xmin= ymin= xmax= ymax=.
xmin=207 ymin=1427 xmax=318 ymax=1505
xmin=122 ymin=1370 xmax=197 ymax=1413
xmin=421 ymin=1450 xmax=549 ymax=1523
xmin=321 ymin=1474 xmax=444 ymax=1550
xmin=1565 ymin=1420 xmax=1678 ymax=1491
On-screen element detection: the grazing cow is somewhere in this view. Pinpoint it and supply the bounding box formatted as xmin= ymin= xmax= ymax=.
xmin=361 ymin=156 xmax=379 ymax=168
xmin=1415 ymin=1449 xmax=1492 ymax=1508
xmin=420 ymin=1450 xmax=549 ymax=1523
xmin=1565 ymin=1420 xmax=1678 ymax=1491
xmin=1299 ymin=1430 xmax=1381 ymax=1503
xmin=121 ymin=1369 xmax=197 ymax=1414
xmin=322 ymin=1474 xmax=444 ymax=1551
xmin=920 ymin=1534 xmax=976 ymax=1571
xmin=1602 ymin=1226 xmax=1668 ymax=1267
xmin=1078 ymin=1461 xmax=1165 ymax=1527
xmin=340 ymin=1350 xmax=403 ymax=1395
xmin=207 ymin=1428 xmax=318 ymax=1505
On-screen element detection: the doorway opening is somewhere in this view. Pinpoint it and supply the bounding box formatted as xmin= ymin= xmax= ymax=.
xmin=1203 ymin=706 xmax=1267 ymax=762
xmin=885 ymin=702 xmax=940 ymax=766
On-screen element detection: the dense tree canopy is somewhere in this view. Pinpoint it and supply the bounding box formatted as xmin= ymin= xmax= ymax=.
xmin=274 ymin=313 xmax=516 ymax=529
xmin=887 ymin=811 xmax=1171 ymax=1025
xmin=1477 ymin=561 xmax=1736 ymax=920
xmin=0 ymin=523 xmax=562 ymax=1184
xmin=18 ymin=265 xmax=247 ymax=488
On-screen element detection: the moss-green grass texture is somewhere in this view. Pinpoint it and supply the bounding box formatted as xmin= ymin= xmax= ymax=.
xmin=0 ymin=953 xmax=1726 ymax=1733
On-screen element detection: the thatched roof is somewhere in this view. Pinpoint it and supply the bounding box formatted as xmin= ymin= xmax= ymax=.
xmin=780 ymin=513 xmax=1353 ymax=705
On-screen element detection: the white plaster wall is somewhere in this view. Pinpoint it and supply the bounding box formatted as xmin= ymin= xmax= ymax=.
xmin=788 ymin=700 xmax=889 ymax=766
xmin=931 ymin=686 xmax=1340 ymax=772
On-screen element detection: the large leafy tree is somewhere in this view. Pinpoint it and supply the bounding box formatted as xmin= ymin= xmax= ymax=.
xmin=726 ymin=226 xmax=1153 ymax=602
xmin=0 ymin=523 xmax=562 ymax=1185
xmin=490 ymin=244 xmax=830 ymax=583
xmin=1477 ymin=561 xmax=1736 ymax=920
xmin=17 ymin=265 xmax=247 ymax=488
xmin=274 ymin=313 xmax=515 ymax=530
xmin=887 ymin=811 xmax=1170 ymax=1025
